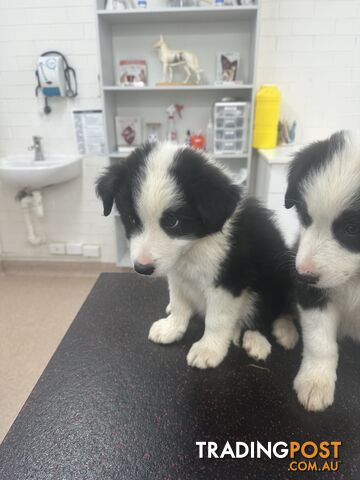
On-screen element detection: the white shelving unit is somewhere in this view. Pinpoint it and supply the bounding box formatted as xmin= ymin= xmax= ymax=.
xmin=95 ymin=1 xmax=260 ymax=266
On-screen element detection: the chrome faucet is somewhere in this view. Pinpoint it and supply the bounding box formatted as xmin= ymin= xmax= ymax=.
xmin=28 ymin=136 xmax=45 ymax=161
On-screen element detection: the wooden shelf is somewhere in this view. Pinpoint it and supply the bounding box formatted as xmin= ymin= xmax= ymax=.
xmin=103 ymin=84 xmax=253 ymax=92
xmin=97 ymin=6 xmax=258 ymax=25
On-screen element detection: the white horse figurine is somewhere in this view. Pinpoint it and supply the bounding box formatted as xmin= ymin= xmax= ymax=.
xmin=153 ymin=35 xmax=202 ymax=84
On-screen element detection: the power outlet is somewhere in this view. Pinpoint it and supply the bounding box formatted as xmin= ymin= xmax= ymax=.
xmin=83 ymin=244 xmax=100 ymax=258
xmin=66 ymin=243 xmax=83 ymax=256
xmin=49 ymin=243 xmax=66 ymax=255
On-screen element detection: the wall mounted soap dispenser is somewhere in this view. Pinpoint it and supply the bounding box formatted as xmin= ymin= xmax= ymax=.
xmin=35 ymin=51 xmax=78 ymax=115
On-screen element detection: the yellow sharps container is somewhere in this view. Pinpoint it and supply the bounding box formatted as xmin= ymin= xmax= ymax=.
xmin=252 ymin=85 xmax=281 ymax=149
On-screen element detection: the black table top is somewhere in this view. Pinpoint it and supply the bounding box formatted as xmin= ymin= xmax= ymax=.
xmin=1 ymin=273 xmax=359 ymax=480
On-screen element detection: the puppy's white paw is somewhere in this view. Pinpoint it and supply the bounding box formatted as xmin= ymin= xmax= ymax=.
xmin=242 ymin=330 xmax=271 ymax=361
xmin=187 ymin=339 xmax=227 ymax=369
xmin=165 ymin=303 xmax=171 ymax=315
xmin=232 ymin=323 xmax=241 ymax=347
xmin=272 ymin=317 xmax=299 ymax=350
xmin=294 ymin=367 xmax=336 ymax=412
xmin=148 ymin=318 xmax=185 ymax=344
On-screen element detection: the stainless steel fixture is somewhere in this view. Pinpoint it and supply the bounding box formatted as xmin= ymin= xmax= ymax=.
xmin=28 ymin=136 xmax=45 ymax=162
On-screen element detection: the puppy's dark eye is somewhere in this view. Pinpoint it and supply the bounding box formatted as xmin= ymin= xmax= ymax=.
xmin=344 ymin=223 xmax=360 ymax=236
xmin=162 ymin=213 xmax=179 ymax=229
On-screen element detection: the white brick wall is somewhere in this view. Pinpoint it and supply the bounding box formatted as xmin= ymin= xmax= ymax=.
xmin=258 ymin=0 xmax=360 ymax=142
xmin=0 ymin=0 xmax=116 ymax=263
xmin=0 ymin=0 xmax=360 ymax=262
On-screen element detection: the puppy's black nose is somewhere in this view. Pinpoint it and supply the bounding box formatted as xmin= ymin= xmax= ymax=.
xmin=296 ymin=272 xmax=319 ymax=285
xmin=134 ymin=262 xmax=155 ymax=276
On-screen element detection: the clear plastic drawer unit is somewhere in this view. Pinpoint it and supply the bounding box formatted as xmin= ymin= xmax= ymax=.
xmin=214 ymin=101 xmax=249 ymax=155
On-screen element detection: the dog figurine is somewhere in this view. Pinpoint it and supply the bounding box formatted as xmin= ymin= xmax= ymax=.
xmin=153 ymin=35 xmax=202 ymax=84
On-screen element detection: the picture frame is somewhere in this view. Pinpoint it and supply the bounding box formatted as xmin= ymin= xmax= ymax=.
xmin=215 ymin=52 xmax=241 ymax=84
xmin=115 ymin=116 xmax=142 ymax=149
xmin=105 ymin=0 xmax=135 ymax=10
xmin=118 ymin=60 xmax=147 ymax=87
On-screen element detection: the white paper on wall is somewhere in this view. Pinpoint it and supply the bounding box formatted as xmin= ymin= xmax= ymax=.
xmin=73 ymin=110 xmax=106 ymax=155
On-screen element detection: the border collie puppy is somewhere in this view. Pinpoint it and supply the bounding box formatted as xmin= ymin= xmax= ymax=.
xmin=97 ymin=143 xmax=298 ymax=369
xmin=285 ymin=130 xmax=360 ymax=411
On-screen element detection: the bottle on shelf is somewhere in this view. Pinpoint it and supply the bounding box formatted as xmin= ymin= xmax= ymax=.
xmin=166 ymin=104 xmax=183 ymax=143
xmin=206 ymin=118 xmax=214 ymax=153
xmin=252 ymin=85 xmax=281 ymax=149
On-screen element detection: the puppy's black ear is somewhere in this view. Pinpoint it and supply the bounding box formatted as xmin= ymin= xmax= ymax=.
xmin=196 ymin=173 xmax=240 ymax=233
xmin=285 ymin=152 xmax=303 ymax=209
xmin=96 ymin=164 xmax=126 ymax=216
xmin=285 ymin=132 xmax=347 ymax=210
xmin=173 ymin=149 xmax=240 ymax=234
xmin=284 ymin=183 xmax=297 ymax=209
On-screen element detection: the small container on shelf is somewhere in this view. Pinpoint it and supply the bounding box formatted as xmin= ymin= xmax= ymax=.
xmin=215 ymin=103 xmax=247 ymax=118
xmin=215 ymin=128 xmax=244 ymax=141
xmin=105 ymin=0 xmax=135 ymax=10
xmin=215 ymin=140 xmax=244 ymax=153
xmin=206 ymin=119 xmax=214 ymax=153
xmin=252 ymin=85 xmax=281 ymax=149
xmin=190 ymin=132 xmax=206 ymax=150
xmin=215 ymin=117 xmax=245 ymax=129
xmin=145 ymin=122 xmax=162 ymax=144
xmin=167 ymin=0 xmax=199 ymax=6
xmin=213 ymin=100 xmax=249 ymax=155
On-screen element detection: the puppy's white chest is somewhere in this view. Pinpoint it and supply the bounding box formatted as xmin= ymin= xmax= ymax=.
xmin=170 ymin=264 xmax=209 ymax=314
xmin=181 ymin=275 xmax=207 ymax=313
xmin=332 ymin=281 xmax=360 ymax=341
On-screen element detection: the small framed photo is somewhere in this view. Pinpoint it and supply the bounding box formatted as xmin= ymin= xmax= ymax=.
xmin=215 ymin=52 xmax=240 ymax=84
xmin=115 ymin=116 xmax=142 ymax=149
xmin=145 ymin=122 xmax=162 ymax=144
xmin=118 ymin=60 xmax=147 ymax=87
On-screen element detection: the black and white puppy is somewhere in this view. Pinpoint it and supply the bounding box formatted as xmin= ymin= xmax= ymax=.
xmin=285 ymin=130 xmax=360 ymax=411
xmin=97 ymin=142 xmax=298 ymax=368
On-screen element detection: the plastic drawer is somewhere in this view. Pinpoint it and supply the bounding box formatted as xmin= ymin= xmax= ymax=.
xmin=214 ymin=140 xmax=245 ymax=153
xmin=215 ymin=104 xmax=247 ymax=118
xmin=215 ymin=117 xmax=245 ymax=129
xmin=215 ymin=128 xmax=246 ymax=141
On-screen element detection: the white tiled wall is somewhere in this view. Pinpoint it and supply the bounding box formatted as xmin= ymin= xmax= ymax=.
xmin=0 ymin=0 xmax=359 ymax=262
xmin=0 ymin=0 xmax=116 ymax=263
xmin=258 ymin=0 xmax=360 ymax=143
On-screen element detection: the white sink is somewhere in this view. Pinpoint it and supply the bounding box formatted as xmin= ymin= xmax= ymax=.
xmin=0 ymin=154 xmax=82 ymax=189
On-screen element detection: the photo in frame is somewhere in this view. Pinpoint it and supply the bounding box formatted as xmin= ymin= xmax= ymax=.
xmin=215 ymin=52 xmax=241 ymax=84
xmin=118 ymin=60 xmax=147 ymax=87
xmin=115 ymin=116 xmax=142 ymax=150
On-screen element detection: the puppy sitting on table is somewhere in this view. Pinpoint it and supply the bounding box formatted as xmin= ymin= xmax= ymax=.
xmin=97 ymin=142 xmax=298 ymax=368
xmin=285 ymin=130 xmax=360 ymax=411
